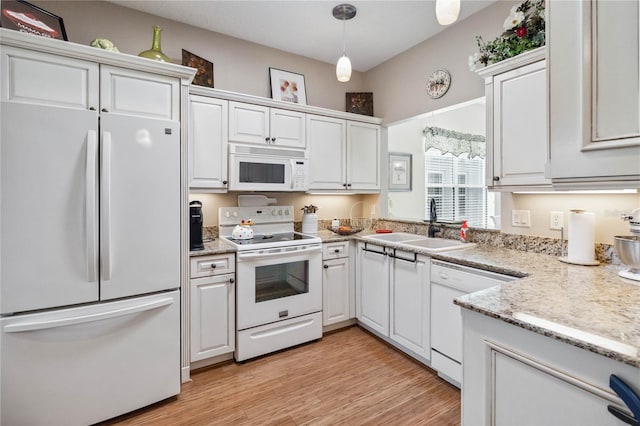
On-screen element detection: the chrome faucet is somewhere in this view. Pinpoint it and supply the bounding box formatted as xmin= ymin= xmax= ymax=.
xmin=428 ymin=198 xmax=441 ymax=238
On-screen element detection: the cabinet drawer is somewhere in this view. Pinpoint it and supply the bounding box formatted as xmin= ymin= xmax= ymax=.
xmin=323 ymin=241 xmax=349 ymax=259
xmin=190 ymin=254 xmax=235 ymax=278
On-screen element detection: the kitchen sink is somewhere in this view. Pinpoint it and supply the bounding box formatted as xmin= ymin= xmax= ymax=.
xmin=399 ymin=238 xmax=476 ymax=252
xmin=363 ymin=232 xmax=476 ymax=252
xmin=362 ymin=232 xmax=429 ymax=242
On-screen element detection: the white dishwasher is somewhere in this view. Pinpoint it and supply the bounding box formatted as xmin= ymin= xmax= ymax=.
xmin=430 ymin=260 xmax=515 ymax=387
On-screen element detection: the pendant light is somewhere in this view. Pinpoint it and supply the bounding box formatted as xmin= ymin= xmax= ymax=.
xmin=333 ymin=4 xmax=356 ymax=82
xmin=435 ymin=0 xmax=460 ymax=25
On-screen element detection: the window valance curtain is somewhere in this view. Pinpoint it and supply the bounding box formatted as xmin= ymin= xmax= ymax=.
xmin=423 ymin=126 xmax=485 ymax=159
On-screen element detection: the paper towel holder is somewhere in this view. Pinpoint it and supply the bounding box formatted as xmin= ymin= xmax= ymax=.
xmin=559 ymin=209 xmax=600 ymax=266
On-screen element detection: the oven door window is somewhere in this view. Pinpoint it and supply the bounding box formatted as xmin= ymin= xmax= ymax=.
xmin=255 ymin=260 xmax=309 ymax=303
xmin=239 ymin=161 xmax=285 ymax=184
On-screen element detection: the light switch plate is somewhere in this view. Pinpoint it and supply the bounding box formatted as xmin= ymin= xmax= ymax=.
xmin=512 ymin=210 xmax=531 ymax=227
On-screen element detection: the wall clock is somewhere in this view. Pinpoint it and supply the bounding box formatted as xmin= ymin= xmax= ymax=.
xmin=427 ymin=69 xmax=451 ymax=99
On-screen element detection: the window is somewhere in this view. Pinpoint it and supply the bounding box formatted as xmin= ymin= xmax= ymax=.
xmin=425 ymin=148 xmax=494 ymax=228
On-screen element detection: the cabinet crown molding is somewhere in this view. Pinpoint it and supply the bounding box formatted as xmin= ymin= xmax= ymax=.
xmin=475 ymin=46 xmax=545 ymax=79
xmin=0 ymin=28 xmax=196 ymax=85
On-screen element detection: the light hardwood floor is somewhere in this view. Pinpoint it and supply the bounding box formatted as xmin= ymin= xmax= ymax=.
xmin=103 ymin=326 xmax=460 ymax=425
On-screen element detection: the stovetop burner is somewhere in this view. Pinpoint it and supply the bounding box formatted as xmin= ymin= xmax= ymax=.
xmin=227 ymin=232 xmax=316 ymax=245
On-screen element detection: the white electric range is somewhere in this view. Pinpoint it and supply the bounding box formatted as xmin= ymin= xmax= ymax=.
xmin=219 ymin=206 xmax=323 ymax=361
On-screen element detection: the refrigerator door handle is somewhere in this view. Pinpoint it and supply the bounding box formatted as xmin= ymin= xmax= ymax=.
xmin=101 ymin=131 xmax=112 ymax=281
xmin=3 ymin=297 xmax=174 ymax=333
xmin=86 ymin=131 xmax=98 ymax=283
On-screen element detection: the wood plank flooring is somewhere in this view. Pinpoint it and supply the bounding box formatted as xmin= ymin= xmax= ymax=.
xmin=103 ymin=326 xmax=460 ymax=425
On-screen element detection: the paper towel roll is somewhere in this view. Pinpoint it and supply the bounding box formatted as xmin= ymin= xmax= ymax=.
xmin=567 ymin=210 xmax=596 ymax=264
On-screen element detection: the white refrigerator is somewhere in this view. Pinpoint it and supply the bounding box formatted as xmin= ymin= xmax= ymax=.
xmin=1 ymin=71 xmax=182 ymax=423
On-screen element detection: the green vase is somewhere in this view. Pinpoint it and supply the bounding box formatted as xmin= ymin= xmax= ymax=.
xmin=138 ymin=26 xmax=171 ymax=62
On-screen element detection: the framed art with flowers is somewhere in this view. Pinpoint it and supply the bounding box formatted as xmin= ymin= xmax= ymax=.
xmin=469 ymin=0 xmax=545 ymax=71
xmin=269 ymin=68 xmax=307 ymax=105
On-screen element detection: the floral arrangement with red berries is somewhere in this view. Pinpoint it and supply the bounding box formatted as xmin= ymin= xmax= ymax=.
xmin=469 ymin=0 xmax=545 ymax=71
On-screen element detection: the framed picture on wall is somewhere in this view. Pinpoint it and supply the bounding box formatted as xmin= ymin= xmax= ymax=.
xmin=269 ymin=68 xmax=307 ymax=105
xmin=346 ymin=92 xmax=373 ymax=116
xmin=0 ymin=0 xmax=67 ymax=40
xmin=389 ymin=152 xmax=412 ymax=191
xmin=182 ymin=49 xmax=214 ymax=88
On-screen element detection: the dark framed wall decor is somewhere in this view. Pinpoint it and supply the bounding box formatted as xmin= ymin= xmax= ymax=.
xmin=1 ymin=0 xmax=67 ymax=40
xmin=346 ymin=92 xmax=373 ymax=116
xmin=182 ymin=49 xmax=214 ymax=88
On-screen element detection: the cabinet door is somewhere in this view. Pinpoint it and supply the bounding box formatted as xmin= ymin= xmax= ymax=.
xmin=492 ymin=350 xmax=625 ymax=426
xmin=389 ymin=253 xmax=430 ymax=359
xmin=1 ymin=46 xmax=99 ymax=109
xmin=100 ymin=65 xmax=179 ymax=120
xmin=357 ymin=244 xmax=389 ymax=335
xmin=307 ymin=114 xmax=347 ymax=190
xmin=548 ymin=0 xmax=640 ymax=186
xmin=229 ymin=101 xmax=270 ymax=144
xmin=189 ymin=96 xmax=228 ymax=191
xmin=492 ymin=60 xmax=549 ymax=187
xmin=190 ymin=274 xmax=235 ymax=361
xmin=322 ymin=257 xmax=350 ymax=326
xmin=347 ymin=121 xmax=380 ymax=191
xmin=270 ymin=108 xmax=306 ymax=148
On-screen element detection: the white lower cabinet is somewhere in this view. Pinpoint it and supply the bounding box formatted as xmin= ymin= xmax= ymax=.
xmin=462 ymin=309 xmax=640 ymax=426
xmin=322 ymin=241 xmax=351 ymax=326
xmin=356 ymin=242 xmax=430 ymax=363
xmin=190 ymin=253 xmax=235 ymax=363
xmin=356 ymin=243 xmax=389 ymax=335
xmin=389 ymin=251 xmax=430 ymax=360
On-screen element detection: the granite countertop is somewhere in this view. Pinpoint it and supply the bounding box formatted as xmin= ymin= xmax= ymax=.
xmin=189 ymin=239 xmax=236 ymax=257
xmin=189 ymin=230 xmax=640 ymax=367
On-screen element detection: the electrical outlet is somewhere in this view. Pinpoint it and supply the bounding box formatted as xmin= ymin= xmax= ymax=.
xmin=550 ymin=211 xmax=564 ymax=230
xmin=511 ymin=210 xmax=531 ymax=228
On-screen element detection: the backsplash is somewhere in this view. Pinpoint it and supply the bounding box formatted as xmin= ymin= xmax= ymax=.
xmin=205 ymin=218 xmax=618 ymax=264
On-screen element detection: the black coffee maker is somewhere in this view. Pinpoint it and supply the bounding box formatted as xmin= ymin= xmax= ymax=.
xmin=189 ymin=200 xmax=204 ymax=251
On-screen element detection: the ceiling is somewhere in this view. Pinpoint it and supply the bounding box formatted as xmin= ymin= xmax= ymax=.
xmin=109 ymin=1 xmax=496 ymax=72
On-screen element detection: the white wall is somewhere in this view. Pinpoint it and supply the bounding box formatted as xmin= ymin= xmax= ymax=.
xmin=364 ymin=1 xmax=517 ymax=124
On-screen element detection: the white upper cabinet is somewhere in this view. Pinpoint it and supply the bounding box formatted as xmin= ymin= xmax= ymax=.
xmin=188 ymin=95 xmax=229 ymax=192
xmin=478 ymin=48 xmax=550 ymax=189
xmin=229 ymin=101 xmax=306 ymax=149
xmin=548 ymin=0 xmax=640 ymax=188
xmin=307 ymin=115 xmax=380 ymax=193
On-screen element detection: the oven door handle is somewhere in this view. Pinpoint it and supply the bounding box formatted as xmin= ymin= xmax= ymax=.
xmin=237 ymin=245 xmax=321 ymax=261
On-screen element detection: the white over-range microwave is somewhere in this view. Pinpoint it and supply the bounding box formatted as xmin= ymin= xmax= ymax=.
xmin=228 ymin=144 xmax=309 ymax=191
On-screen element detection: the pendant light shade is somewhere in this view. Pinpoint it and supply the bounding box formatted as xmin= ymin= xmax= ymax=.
xmin=336 ymin=54 xmax=352 ymax=82
xmin=333 ymin=4 xmax=356 ymax=83
xmin=436 ymin=0 xmax=460 ymax=25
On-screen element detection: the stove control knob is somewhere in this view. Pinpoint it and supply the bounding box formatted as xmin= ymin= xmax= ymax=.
xmin=224 ymin=211 xmax=230 ymax=218
xmin=232 ymin=210 xmax=238 ymax=217
xmin=284 ymin=209 xmax=290 ymax=215
xmin=278 ymin=209 xmax=283 ymax=215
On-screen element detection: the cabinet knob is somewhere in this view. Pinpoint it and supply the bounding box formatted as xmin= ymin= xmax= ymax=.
xmin=493 ymin=176 xmax=500 ymax=182
xmin=265 ymin=137 xmax=270 ymax=142
xmin=89 ymin=107 xmax=96 ymax=111
xmin=229 ymin=278 xmax=235 ymax=283
xmin=271 ymin=137 xmax=276 ymax=142
xmin=101 ymin=108 xmax=108 ymax=113
xmin=222 ymin=180 xmax=228 ymax=185
xmin=343 ymin=183 xmax=348 ymax=187
xmin=347 ymin=183 xmax=352 ymax=187
xmin=334 ymin=249 xmax=340 ymax=253
xmin=210 ymin=264 xmax=217 ymax=269
xmin=324 ymin=264 xmax=329 ymax=269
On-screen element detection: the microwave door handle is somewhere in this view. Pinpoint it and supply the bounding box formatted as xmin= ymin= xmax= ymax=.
xmin=289 ymin=160 xmax=294 ymax=190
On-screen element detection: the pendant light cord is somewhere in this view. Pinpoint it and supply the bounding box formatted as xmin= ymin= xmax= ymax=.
xmin=341 ymin=7 xmax=347 ymax=56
